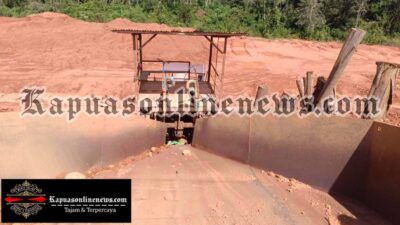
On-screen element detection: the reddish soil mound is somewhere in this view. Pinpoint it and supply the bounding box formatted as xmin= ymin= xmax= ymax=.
xmin=0 ymin=12 xmax=399 ymax=124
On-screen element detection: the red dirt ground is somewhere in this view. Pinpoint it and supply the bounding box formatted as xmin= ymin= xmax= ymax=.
xmin=82 ymin=145 xmax=395 ymax=225
xmin=0 ymin=12 xmax=399 ymax=125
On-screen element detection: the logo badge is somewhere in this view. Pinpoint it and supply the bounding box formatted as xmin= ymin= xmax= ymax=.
xmin=4 ymin=180 xmax=46 ymax=219
xmin=2 ymin=179 xmax=131 ymax=223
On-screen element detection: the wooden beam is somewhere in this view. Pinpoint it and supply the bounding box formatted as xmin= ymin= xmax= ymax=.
xmin=296 ymin=78 xmax=305 ymax=98
xmin=367 ymin=64 xmax=384 ymax=97
xmin=211 ymin=64 xmax=220 ymax=77
xmin=204 ymin=35 xmax=224 ymax=53
xmin=315 ymin=28 xmax=366 ymax=106
xmin=313 ymin=76 xmax=326 ymax=98
xmin=188 ymin=61 xmax=191 ymax=79
xmin=140 ymin=34 xmax=157 ymax=49
xmin=207 ymin=36 xmax=213 ymax=82
xmin=132 ymin=34 xmax=138 ymax=82
xmin=364 ymin=61 xmax=400 ymax=119
xmin=302 ymin=77 xmax=307 ymax=95
xmin=219 ymin=37 xmax=228 ymax=97
xmin=254 ymin=85 xmax=268 ymax=107
xmin=305 ymin=71 xmax=313 ymax=96
xmin=139 ymin=34 xmax=143 ymax=67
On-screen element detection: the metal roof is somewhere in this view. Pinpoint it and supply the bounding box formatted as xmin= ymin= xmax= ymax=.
xmin=112 ymin=29 xmax=246 ymax=37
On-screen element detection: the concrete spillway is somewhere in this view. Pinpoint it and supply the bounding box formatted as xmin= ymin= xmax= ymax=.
xmin=0 ymin=113 xmax=399 ymax=224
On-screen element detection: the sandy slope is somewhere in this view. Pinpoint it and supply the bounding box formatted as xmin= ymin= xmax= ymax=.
xmin=1 ymin=145 xmax=390 ymax=224
xmin=0 ymin=12 xmax=399 ymax=124
xmin=88 ymin=146 xmax=389 ymax=225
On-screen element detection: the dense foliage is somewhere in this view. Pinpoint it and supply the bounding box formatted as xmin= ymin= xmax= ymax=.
xmin=1 ymin=0 xmax=399 ymax=45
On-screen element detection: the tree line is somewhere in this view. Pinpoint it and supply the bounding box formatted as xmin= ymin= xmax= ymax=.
xmin=1 ymin=0 xmax=399 ymax=45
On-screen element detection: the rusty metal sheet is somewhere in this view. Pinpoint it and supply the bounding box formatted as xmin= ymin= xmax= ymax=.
xmin=193 ymin=115 xmax=373 ymax=193
xmin=193 ymin=115 xmax=400 ymax=224
xmin=249 ymin=115 xmax=373 ymax=194
xmin=365 ymin=122 xmax=400 ymax=224
xmin=0 ymin=113 xmax=166 ymax=178
xmin=192 ymin=115 xmax=250 ymax=163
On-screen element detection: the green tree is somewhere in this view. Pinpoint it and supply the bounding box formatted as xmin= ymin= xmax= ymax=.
xmin=296 ymin=0 xmax=325 ymax=35
xmin=354 ymin=0 xmax=368 ymax=27
xmin=387 ymin=0 xmax=400 ymax=34
xmin=322 ymin=0 xmax=353 ymax=29
xmin=175 ymin=1 xmax=193 ymax=25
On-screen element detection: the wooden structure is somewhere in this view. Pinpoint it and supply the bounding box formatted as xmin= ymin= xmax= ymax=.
xmin=112 ymin=29 xmax=245 ymax=97
xmin=364 ymin=61 xmax=400 ymax=119
xmin=315 ymin=28 xmax=366 ymax=106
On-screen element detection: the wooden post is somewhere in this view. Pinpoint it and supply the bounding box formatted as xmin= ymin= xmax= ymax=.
xmin=364 ymin=61 xmax=400 ymax=119
xmin=207 ymin=36 xmax=213 ymax=83
xmin=132 ymin=34 xmax=138 ymax=82
xmin=296 ymin=78 xmax=305 ymax=98
xmin=367 ymin=64 xmax=384 ymax=97
xmin=313 ymin=76 xmax=327 ymax=99
xmin=305 ymin=71 xmax=313 ymax=96
xmin=315 ymin=28 xmax=366 ymax=106
xmin=254 ymin=85 xmax=268 ymax=107
xmin=138 ymin=34 xmax=143 ymax=70
xmin=219 ymin=37 xmax=228 ymax=98
xmin=302 ymin=77 xmax=308 ymax=95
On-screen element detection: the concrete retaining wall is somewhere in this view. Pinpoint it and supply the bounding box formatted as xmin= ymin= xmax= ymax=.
xmin=0 ymin=113 xmax=166 ymax=178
